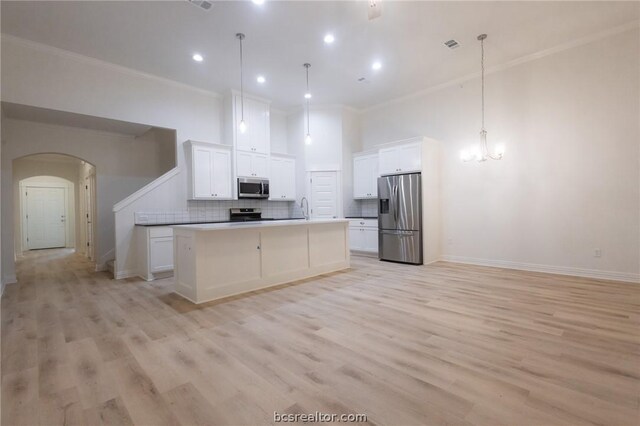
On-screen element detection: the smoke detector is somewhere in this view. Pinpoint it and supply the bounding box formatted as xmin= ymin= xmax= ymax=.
xmin=444 ymin=39 xmax=460 ymax=49
xmin=187 ymin=0 xmax=214 ymax=11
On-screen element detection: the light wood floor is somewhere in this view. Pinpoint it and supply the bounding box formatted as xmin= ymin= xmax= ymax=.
xmin=2 ymin=249 xmax=639 ymax=425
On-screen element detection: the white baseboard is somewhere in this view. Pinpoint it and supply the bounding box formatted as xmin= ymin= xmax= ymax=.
xmin=115 ymin=270 xmax=137 ymax=280
xmin=1 ymin=275 xmax=18 ymax=296
xmin=3 ymin=275 xmax=18 ymax=285
xmin=440 ymin=255 xmax=640 ymax=283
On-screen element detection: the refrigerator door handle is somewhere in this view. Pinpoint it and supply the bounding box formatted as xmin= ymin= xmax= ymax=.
xmin=380 ymin=230 xmax=413 ymax=236
xmin=393 ymin=185 xmax=398 ymax=225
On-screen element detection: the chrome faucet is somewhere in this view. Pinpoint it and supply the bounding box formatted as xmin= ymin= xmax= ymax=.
xmin=300 ymin=197 xmax=310 ymax=220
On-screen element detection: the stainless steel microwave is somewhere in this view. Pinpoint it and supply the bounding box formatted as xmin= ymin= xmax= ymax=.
xmin=238 ymin=178 xmax=270 ymax=199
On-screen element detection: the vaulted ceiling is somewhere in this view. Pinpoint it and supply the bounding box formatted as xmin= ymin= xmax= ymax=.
xmin=1 ymin=1 xmax=637 ymax=109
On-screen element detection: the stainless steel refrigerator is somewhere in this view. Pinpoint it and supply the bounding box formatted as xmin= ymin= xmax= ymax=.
xmin=378 ymin=173 xmax=423 ymax=264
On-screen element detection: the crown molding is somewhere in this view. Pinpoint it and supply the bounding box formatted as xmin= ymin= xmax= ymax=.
xmin=1 ymin=34 xmax=223 ymax=99
xmin=362 ymin=20 xmax=640 ymax=113
xmin=3 ymin=19 xmax=637 ymax=114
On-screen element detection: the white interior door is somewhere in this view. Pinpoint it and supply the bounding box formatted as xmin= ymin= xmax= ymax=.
xmin=310 ymin=171 xmax=338 ymax=218
xmin=26 ymin=186 xmax=66 ymax=249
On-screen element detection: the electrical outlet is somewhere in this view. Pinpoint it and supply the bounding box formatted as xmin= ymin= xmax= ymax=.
xmin=594 ymin=248 xmax=602 ymax=258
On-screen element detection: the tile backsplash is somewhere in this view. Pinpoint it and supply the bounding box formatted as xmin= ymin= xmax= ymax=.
xmin=344 ymin=199 xmax=378 ymax=218
xmin=361 ymin=199 xmax=378 ymax=217
xmin=135 ymin=199 xmax=302 ymax=225
xmin=134 ymin=198 xmax=378 ymax=225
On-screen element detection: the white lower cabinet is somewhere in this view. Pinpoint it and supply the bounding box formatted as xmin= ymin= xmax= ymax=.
xmin=348 ymin=219 xmax=378 ymax=254
xmin=173 ymin=221 xmax=350 ymax=304
xmin=137 ymin=226 xmax=174 ymax=281
xmin=150 ymin=237 xmax=173 ymax=273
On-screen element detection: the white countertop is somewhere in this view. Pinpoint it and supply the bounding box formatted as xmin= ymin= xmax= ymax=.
xmin=171 ymin=218 xmax=348 ymax=231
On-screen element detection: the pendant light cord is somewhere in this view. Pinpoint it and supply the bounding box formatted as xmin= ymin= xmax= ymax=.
xmin=305 ymin=63 xmax=311 ymax=135
xmin=480 ymin=36 xmax=485 ymax=132
xmin=237 ymin=33 xmax=245 ymax=121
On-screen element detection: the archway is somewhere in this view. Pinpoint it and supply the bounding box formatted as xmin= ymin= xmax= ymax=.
xmin=13 ymin=153 xmax=97 ymax=261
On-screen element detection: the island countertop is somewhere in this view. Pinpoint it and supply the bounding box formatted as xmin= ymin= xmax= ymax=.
xmin=172 ymin=218 xmax=350 ymax=304
xmin=171 ymin=218 xmax=348 ymax=231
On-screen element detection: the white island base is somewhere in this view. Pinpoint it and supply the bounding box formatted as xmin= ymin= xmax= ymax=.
xmin=171 ymin=219 xmax=350 ymax=304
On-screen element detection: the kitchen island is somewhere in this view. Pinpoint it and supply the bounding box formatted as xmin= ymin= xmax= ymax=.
xmin=171 ymin=219 xmax=350 ymax=304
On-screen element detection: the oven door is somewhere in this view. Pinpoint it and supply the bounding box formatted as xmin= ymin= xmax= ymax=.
xmin=238 ymin=178 xmax=268 ymax=198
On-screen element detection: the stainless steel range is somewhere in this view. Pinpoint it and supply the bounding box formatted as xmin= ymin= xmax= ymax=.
xmin=229 ymin=208 xmax=264 ymax=222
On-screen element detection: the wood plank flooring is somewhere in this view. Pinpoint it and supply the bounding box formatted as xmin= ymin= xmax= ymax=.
xmin=2 ymin=249 xmax=639 ymax=425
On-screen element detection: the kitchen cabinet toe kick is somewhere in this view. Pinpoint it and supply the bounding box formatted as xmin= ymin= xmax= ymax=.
xmin=171 ymin=220 xmax=350 ymax=304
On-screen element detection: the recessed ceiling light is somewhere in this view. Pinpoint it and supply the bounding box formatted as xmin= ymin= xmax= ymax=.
xmin=252 ymin=0 xmax=265 ymax=4
xmin=304 ymin=93 xmax=312 ymax=99
xmin=324 ymin=34 xmax=335 ymax=44
xmin=372 ymin=61 xmax=382 ymax=71
xmin=192 ymin=53 xmax=204 ymax=62
xmin=256 ymin=75 xmax=266 ymax=84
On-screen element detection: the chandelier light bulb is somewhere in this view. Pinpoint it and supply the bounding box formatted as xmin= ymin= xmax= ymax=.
xmin=304 ymin=93 xmax=312 ymax=99
xmin=238 ymin=120 xmax=247 ymax=134
xmin=305 ymin=133 xmax=312 ymax=145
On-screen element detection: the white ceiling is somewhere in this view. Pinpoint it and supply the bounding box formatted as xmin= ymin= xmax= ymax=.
xmin=1 ymin=1 xmax=637 ymax=109
xmin=2 ymin=102 xmax=153 ymax=136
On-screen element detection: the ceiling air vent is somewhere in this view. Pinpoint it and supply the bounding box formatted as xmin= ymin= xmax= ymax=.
xmin=444 ymin=39 xmax=460 ymax=49
xmin=187 ymin=0 xmax=213 ymax=11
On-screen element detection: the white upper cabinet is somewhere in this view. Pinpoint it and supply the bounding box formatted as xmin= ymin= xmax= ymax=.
xmin=378 ymin=141 xmax=422 ymax=176
xmin=188 ymin=141 xmax=233 ymax=200
xmin=353 ymin=153 xmax=378 ymax=199
xmin=211 ymin=149 xmax=232 ymax=198
xmin=234 ymin=95 xmax=270 ymax=154
xmin=270 ymin=155 xmax=296 ymax=200
xmin=237 ymin=151 xmax=269 ymax=178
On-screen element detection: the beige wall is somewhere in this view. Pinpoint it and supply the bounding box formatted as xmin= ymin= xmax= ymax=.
xmin=1 ymin=35 xmax=222 ymax=280
xmin=359 ymin=28 xmax=639 ymax=280
xmin=1 ymin=119 xmax=170 ymax=280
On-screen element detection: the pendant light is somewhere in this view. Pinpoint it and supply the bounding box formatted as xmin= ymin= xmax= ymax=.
xmin=303 ymin=63 xmax=312 ymax=145
xmin=461 ymin=34 xmax=504 ymax=162
xmin=236 ymin=33 xmax=247 ymax=134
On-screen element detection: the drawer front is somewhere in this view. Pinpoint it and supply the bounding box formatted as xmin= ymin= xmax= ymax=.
xmin=149 ymin=226 xmax=174 ymax=238
xmin=349 ymin=219 xmax=378 ymax=228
